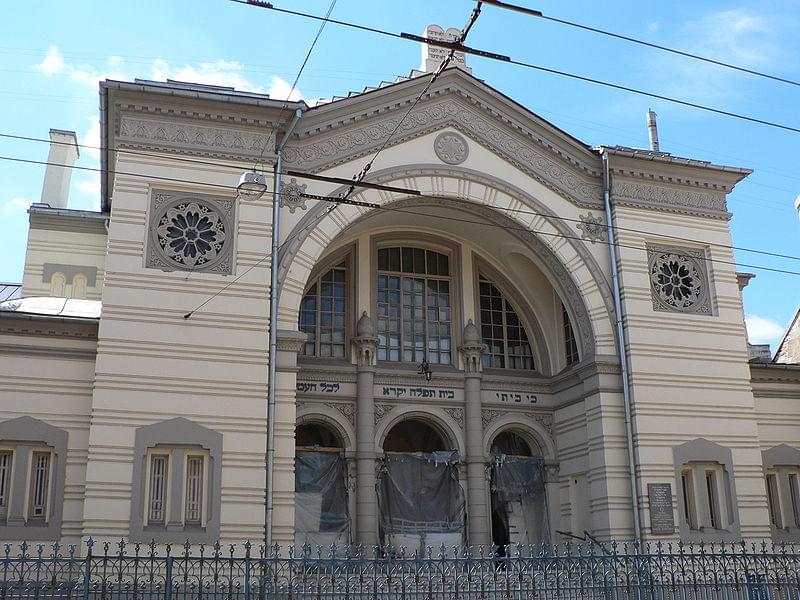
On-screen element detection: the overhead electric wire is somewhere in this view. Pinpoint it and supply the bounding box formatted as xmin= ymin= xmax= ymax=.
xmin=4 ymin=152 xmax=800 ymax=265
xmin=479 ymin=0 xmax=800 ymax=89
xmin=234 ymin=2 xmax=800 ymax=135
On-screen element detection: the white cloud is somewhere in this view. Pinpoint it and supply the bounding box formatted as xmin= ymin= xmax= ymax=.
xmin=150 ymin=59 xmax=265 ymax=93
xmin=37 ymin=45 xmax=64 ymax=75
xmin=1 ymin=197 xmax=33 ymax=213
xmin=80 ymin=115 xmax=101 ymax=162
xmin=642 ymin=8 xmax=778 ymax=104
xmin=267 ymin=76 xmax=304 ymax=101
xmin=75 ymin=175 xmax=101 ymax=196
xmin=745 ymin=314 xmax=786 ymax=346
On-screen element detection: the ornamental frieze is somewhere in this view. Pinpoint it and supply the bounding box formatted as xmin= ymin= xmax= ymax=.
xmin=119 ymin=116 xmax=274 ymax=160
xmin=613 ymin=180 xmax=729 ymax=220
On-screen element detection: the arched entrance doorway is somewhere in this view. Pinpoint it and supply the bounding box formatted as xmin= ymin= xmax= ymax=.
xmin=490 ymin=430 xmax=549 ymax=553
xmin=295 ymin=422 xmax=349 ymax=548
xmin=378 ymin=418 xmax=465 ymax=551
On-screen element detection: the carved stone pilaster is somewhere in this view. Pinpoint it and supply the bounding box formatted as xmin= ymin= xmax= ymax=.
xmin=352 ymin=311 xmax=379 ymax=368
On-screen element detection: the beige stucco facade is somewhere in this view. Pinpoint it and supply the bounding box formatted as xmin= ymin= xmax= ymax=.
xmin=1 ymin=65 xmax=799 ymax=548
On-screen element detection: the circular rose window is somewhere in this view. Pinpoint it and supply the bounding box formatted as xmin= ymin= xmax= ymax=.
xmin=649 ymin=251 xmax=705 ymax=311
xmin=155 ymin=201 xmax=227 ymax=269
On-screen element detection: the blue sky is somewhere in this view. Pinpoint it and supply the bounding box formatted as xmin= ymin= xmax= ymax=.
xmin=1 ymin=1 xmax=798 ymax=349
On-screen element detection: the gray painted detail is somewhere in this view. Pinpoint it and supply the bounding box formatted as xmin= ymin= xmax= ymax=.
xmin=42 ymin=264 xmax=98 ymax=286
xmin=129 ymin=417 xmax=223 ymax=544
xmin=0 ymin=416 xmax=68 ymax=541
xmin=672 ymin=438 xmax=741 ymax=541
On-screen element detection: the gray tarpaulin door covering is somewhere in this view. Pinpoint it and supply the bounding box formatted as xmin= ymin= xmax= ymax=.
xmin=294 ymin=450 xmax=349 ymax=549
xmin=491 ymin=455 xmax=550 ymax=548
xmin=378 ymin=451 xmax=465 ymax=552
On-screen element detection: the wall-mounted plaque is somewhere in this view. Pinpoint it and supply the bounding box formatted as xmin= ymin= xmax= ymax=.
xmin=647 ymin=483 xmax=675 ymax=535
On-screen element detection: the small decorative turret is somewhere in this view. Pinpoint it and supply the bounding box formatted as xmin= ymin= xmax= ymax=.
xmin=356 ymin=311 xmax=376 ymax=337
xmin=459 ymin=318 xmax=485 ymax=374
xmin=352 ymin=311 xmax=379 ymax=367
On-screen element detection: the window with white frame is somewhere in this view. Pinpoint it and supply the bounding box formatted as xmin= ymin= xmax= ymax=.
xmin=764 ymin=467 xmax=800 ymax=531
xmin=0 ymin=451 xmax=11 ymax=520
xmin=478 ymin=277 xmax=534 ymax=370
xmin=143 ymin=448 xmax=208 ymax=529
xmin=377 ymin=246 xmax=452 ymax=364
xmin=679 ymin=462 xmax=730 ymax=532
xmin=299 ymin=261 xmax=348 ymax=358
xmin=28 ymin=451 xmax=51 ymax=521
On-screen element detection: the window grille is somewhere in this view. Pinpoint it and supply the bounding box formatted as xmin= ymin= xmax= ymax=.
xmin=681 ymin=470 xmax=697 ymax=529
xmin=706 ymin=470 xmax=720 ymax=530
xmin=185 ymin=456 xmax=204 ymax=525
xmin=766 ymin=473 xmax=781 ymax=528
xmin=300 ymin=262 xmax=347 ymax=358
xmin=0 ymin=451 xmax=10 ymax=520
xmin=29 ymin=452 xmax=50 ymax=520
xmin=478 ymin=278 xmax=533 ymax=370
xmin=562 ymin=302 xmax=579 ymax=366
xmin=790 ymin=473 xmax=800 ymax=528
xmin=148 ymin=455 xmax=168 ymax=524
xmin=377 ymin=247 xmax=451 ymax=364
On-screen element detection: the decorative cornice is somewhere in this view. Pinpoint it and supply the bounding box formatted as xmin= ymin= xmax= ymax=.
xmin=284 ymin=96 xmax=603 ymax=209
xmin=276 ymin=329 xmax=307 ymax=354
xmin=612 ymin=178 xmax=730 ymax=221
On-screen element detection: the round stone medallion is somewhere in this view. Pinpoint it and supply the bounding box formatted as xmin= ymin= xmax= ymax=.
xmin=434 ymin=132 xmax=469 ymax=165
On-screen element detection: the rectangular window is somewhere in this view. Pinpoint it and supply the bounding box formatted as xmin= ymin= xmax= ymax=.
xmin=562 ymin=303 xmax=579 ymax=366
xmin=706 ymin=470 xmax=720 ymax=530
xmin=681 ymin=470 xmax=697 ymax=529
xmin=148 ymin=454 xmax=168 ymax=525
xmin=766 ymin=473 xmax=781 ymax=528
xmin=0 ymin=451 xmax=11 ymax=520
xmin=29 ymin=452 xmax=50 ymax=520
xmin=185 ymin=456 xmax=204 ymax=525
xmin=789 ymin=474 xmax=800 ymax=528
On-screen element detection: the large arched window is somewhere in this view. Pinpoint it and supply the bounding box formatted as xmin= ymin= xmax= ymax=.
xmin=376 ymin=247 xmax=452 ymax=364
xmin=299 ymin=261 xmax=347 ymax=358
xmin=478 ymin=277 xmax=534 ymax=370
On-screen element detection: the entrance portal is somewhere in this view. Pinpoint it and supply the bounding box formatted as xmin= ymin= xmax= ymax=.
xmin=490 ymin=431 xmax=549 ymax=553
xmin=378 ymin=418 xmax=465 ymax=552
xmin=295 ymin=423 xmax=349 ymax=548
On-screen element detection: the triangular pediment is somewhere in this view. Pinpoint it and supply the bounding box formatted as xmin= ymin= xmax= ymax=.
xmin=284 ymin=68 xmax=603 ymax=208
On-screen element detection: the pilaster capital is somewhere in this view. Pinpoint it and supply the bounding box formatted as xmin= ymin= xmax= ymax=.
xmin=276 ymin=329 xmax=307 ymax=354
xmin=458 ymin=319 xmax=485 ymax=374
xmin=352 ymin=311 xmax=379 ymax=368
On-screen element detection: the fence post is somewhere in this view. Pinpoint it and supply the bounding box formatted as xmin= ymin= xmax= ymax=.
xmin=82 ymin=539 xmax=93 ymax=600
xmin=165 ymin=556 xmax=173 ymax=600
xmin=244 ymin=542 xmax=251 ymax=600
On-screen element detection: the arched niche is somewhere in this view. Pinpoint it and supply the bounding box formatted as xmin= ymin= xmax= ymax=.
xmin=296 ymin=406 xmax=354 ymax=452
xmin=376 ymin=408 xmax=465 ymax=457
xmin=278 ymin=165 xmax=614 ymax=362
xmin=483 ymin=416 xmax=556 ymax=460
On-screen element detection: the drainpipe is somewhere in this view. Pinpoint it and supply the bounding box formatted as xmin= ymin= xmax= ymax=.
xmin=266 ymin=108 xmax=303 ymax=547
xmin=601 ymin=149 xmax=642 ymax=542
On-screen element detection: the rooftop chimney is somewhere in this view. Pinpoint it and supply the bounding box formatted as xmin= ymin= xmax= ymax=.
xmin=646 ymin=109 xmax=660 ymax=152
xmin=40 ymin=129 xmax=79 ymax=209
xmin=420 ymin=25 xmax=471 ymax=74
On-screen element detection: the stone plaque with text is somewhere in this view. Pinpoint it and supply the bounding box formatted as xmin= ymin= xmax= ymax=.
xmin=648 ymin=483 xmax=675 ymax=535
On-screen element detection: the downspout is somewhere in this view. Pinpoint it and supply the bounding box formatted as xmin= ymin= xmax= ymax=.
xmin=266 ymin=108 xmax=303 ymax=548
xmin=601 ymin=149 xmax=642 ymax=542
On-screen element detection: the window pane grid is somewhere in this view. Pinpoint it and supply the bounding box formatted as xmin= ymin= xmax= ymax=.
xmin=29 ymin=452 xmax=50 ymax=520
xmin=0 ymin=451 xmax=10 ymax=519
xmin=563 ymin=302 xmax=579 ymax=366
xmin=185 ymin=456 xmax=204 ymax=524
xmin=148 ymin=455 xmax=168 ymax=524
xmin=479 ymin=278 xmax=534 ymax=370
xmin=377 ymin=247 xmax=451 ymax=364
xmin=300 ymin=262 xmax=347 ymax=358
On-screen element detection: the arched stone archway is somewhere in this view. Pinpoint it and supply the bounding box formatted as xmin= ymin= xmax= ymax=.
xmin=375 ymin=407 xmax=466 ymax=457
xmin=277 ymin=165 xmax=615 ymax=360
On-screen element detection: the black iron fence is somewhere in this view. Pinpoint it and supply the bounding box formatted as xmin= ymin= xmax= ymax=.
xmin=1 ymin=539 xmax=799 ymax=600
